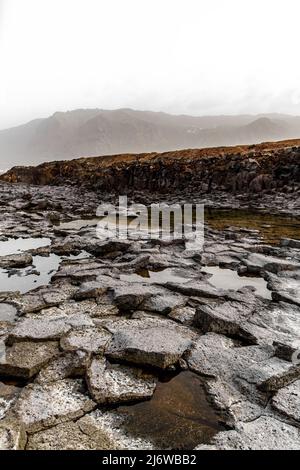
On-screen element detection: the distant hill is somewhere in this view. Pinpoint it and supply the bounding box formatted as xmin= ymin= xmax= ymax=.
xmin=1 ymin=108 xmax=300 ymax=171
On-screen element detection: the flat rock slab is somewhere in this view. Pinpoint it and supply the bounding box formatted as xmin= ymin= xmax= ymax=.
xmin=26 ymin=421 xmax=110 ymax=450
xmin=60 ymin=326 xmax=111 ymax=354
xmin=0 ymin=341 xmax=60 ymax=378
xmin=186 ymin=333 xmax=275 ymax=413
xmin=0 ymin=253 xmax=32 ymax=269
xmin=87 ymin=357 xmax=157 ymax=404
xmin=107 ymin=317 xmax=197 ymax=369
xmin=236 ymin=356 xmax=300 ymax=392
xmin=194 ymin=300 xmax=257 ymax=344
xmin=35 ymin=351 xmax=90 ymax=384
xmin=13 ymin=379 xmax=96 ymax=433
xmin=243 ymin=253 xmax=300 ymax=274
xmin=196 ymin=299 xmax=300 ymax=349
xmin=52 ymin=300 xmax=118 ymax=318
xmin=13 ymin=283 xmax=78 ymax=314
xmin=26 ymin=410 xmax=153 ymax=450
xmin=165 ymin=280 xmax=227 ymax=299
xmin=196 ymin=416 xmax=300 ymax=450
xmin=272 ymin=380 xmax=300 ymax=423
xmin=281 ymin=238 xmax=300 ymax=249
xmin=268 ymin=275 xmax=300 ymax=307
xmin=7 ymin=318 xmax=72 ymax=344
xmin=143 ymin=292 xmax=186 ymax=315
xmin=168 ymin=306 xmax=196 ymax=325
xmin=73 ymin=282 xmax=108 ymax=300
xmin=111 ymin=284 xmax=158 ymax=311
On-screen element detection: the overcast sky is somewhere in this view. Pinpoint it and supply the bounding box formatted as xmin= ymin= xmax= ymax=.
xmin=1 ymin=0 xmax=300 ymax=129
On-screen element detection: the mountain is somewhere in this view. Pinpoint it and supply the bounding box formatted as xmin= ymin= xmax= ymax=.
xmin=1 ymin=108 xmax=300 ymax=171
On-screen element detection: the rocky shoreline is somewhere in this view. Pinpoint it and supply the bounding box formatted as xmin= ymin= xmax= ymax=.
xmin=0 ymin=142 xmax=300 ymax=450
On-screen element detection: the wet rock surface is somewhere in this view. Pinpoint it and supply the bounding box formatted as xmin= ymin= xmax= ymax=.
xmin=0 ymin=165 xmax=299 ymax=450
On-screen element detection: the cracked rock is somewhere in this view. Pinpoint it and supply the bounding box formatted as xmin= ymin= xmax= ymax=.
xmin=272 ymin=380 xmax=300 ymax=424
xmin=26 ymin=409 xmax=153 ymax=450
xmin=86 ymin=357 xmax=157 ymax=404
xmin=195 ymin=416 xmax=300 ymax=450
xmin=60 ymin=326 xmax=111 ymax=354
xmin=35 ymin=351 xmax=90 ymax=384
xmin=0 ymin=253 xmax=33 ymax=269
xmin=13 ymin=379 xmax=96 ymax=433
xmin=107 ymin=317 xmax=197 ymax=369
xmin=0 ymin=341 xmax=60 ymax=378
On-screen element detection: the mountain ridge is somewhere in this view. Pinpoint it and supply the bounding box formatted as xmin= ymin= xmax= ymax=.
xmin=1 ymin=108 xmax=300 ymax=171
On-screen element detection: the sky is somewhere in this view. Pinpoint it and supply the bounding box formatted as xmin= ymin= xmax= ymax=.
xmin=1 ymin=0 xmax=300 ymax=129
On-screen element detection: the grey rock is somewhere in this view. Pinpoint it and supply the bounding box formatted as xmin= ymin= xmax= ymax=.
xmin=13 ymin=379 xmax=96 ymax=433
xmin=0 ymin=382 xmax=21 ymax=420
xmin=26 ymin=410 xmax=153 ymax=450
xmin=0 ymin=303 xmax=18 ymax=322
xmin=168 ymin=306 xmax=196 ymax=325
xmin=60 ymin=326 xmax=111 ymax=354
xmin=0 ymin=341 xmax=60 ymax=378
xmin=165 ymin=280 xmax=227 ymax=299
xmin=268 ymin=273 xmax=300 ymax=307
xmin=73 ymin=282 xmax=108 ymax=300
xmin=0 ymin=253 xmax=32 ymax=269
xmin=7 ymin=318 xmax=72 ymax=344
xmin=111 ymin=284 xmax=156 ymax=311
xmin=35 ymin=351 xmax=90 ymax=384
xmin=195 ymin=416 xmax=300 ymax=450
xmin=143 ymin=292 xmax=186 ymax=315
xmin=243 ymin=253 xmax=300 ymax=275
xmin=0 ymin=417 xmax=27 ymax=450
xmin=107 ymin=317 xmax=197 ymax=369
xmin=195 ymin=299 xmax=300 ymax=350
xmin=236 ymin=356 xmax=300 ymax=393
xmin=86 ymin=357 xmax=157 ymax=404
xmin=272 ymin=380 xmax=300 ymax=424
xmin=280 ymin=238 xmax=300 ymax=249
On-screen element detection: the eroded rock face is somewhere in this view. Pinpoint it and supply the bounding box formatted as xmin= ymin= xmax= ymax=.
xmin=86 ymin=357 xmax=157 ymax=404
xmin=1 ymin=140 xmax=300 ymax=196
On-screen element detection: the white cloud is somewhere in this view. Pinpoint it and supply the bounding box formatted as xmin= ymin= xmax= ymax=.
xmin=1 ymin=0 xmax=300 ymax=129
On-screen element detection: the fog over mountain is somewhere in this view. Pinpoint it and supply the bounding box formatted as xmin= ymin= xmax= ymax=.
xmin=0 ymin=109 xmax=300 ymax=172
